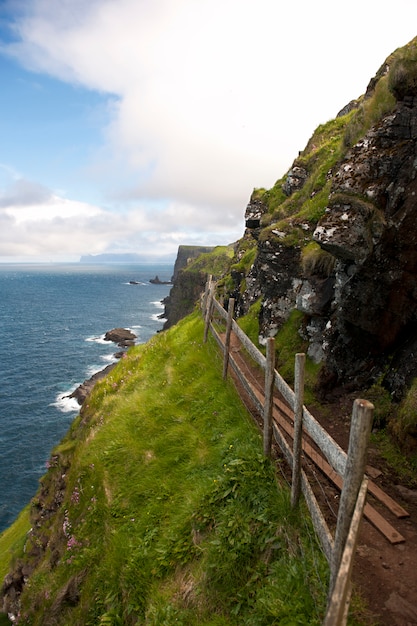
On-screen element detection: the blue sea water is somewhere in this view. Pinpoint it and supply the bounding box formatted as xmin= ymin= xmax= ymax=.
xmin=0 ymin=263 xmax=173 ymax=533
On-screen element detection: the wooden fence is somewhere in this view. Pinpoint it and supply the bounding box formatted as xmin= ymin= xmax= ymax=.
xmin=202 ymin=279 xmax=374 ymax=626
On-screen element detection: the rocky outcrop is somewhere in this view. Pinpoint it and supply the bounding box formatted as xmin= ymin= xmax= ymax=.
xmin=313 ymin=95 xmax=417 ymax=393
xmin=244 ymin=88 xmax=417 ymax=395
xmin=162 ymin=269 xmax=208 ymax=330
xmin=235 ymin=40 xmax=417 ymax=403
xmin=104 ymin=328 xmax=136 ymax=347
xmin=68 ymin=328 xmax=134 ymax=405
xmin=171 ymin=245 xmax=215 ymax=281
xmin=162 ymin=246 xmax=215 ymax=329
xmin=282 ymin=166 xmax=308 ymax=196
xmin=69 ymin=364 xmax=116 ymax=405
xmin=149 ymin=276 xmax=172 ymax=285
xmin=247 ymin=239 xmax=302 ymax=344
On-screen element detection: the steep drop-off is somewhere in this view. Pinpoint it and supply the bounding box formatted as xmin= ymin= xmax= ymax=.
xmin=159 ymin=37 xmax=417 ymax=452
xmin=214 ymin=36 xmax=417 ymax=454
xmin=0 ymin=314 xmax=327 ymax=625
xmin=162 ymin=245 xmax=234 ymax=329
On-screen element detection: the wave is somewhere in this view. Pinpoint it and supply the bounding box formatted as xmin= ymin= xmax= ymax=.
xmin=85 ymin=363 xmax=110 ymax=378
xmin=50 ymin=390 xmax=80 ymax=414
xmin=100 ymin=353 xmax=118 ymax=363
xmin=151 ymin=313 xmax=167 ymax=322
xmin=85 ymin=334 xmax=108 ymax=345
xmin=123 ymin=281 xmax=147 ymax=286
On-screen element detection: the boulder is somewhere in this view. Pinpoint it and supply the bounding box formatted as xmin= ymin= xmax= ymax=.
xmin=104 ymin=328 xmax=136 ymax=347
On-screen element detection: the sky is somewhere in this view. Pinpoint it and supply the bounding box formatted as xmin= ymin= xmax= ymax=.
xmin=0 ymin=1 xmax=416 ymax=262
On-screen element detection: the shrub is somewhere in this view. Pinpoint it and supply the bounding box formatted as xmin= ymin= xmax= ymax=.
xmin=388 ymin=37 xmax=417 ymax=100
xmin=344 ymin=75 xmax=396 ymax=147
xmin=301 ymin=242 xmax=336 ymax=278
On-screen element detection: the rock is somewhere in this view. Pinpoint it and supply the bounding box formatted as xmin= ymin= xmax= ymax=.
xmin=162 ymin=268 xmax=208 ymax=330
xmin=104 ymin=328 xmax=136 ymax=347
xmin=245 ymin=198 xmax=268 ymax=231
xmin=149 ymin=276 xmax=171 ymax=285
xmin=395 ymin=484 xmax=417 ymax=503
xmin=69 ymin=364 xmax=116 ymax=405
xmin=246 ymin=238 xmax=302 ymax=343
xmin=312 ymin=95 xmax=417 ymax=391
xmin=282 ymin=166 xmax=308 ymax=196
xmin=171 ymin=245 xmax=215 ymax=281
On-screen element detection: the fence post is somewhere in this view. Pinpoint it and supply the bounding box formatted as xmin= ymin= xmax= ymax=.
xmin=203 ymin=282 xmax=215 ymax=343
xmin=222 ymin=298 xmax=235 ymax=380
xmin=329 ymin=399 xmax=374 ymax=596
xmin=291 ymin=353 xmax=306 ymax=508
xmin=202 ymin=275 xmax=212 ymax=315
xmin=263 ymin=337 xmax=276 ymax=458
xmin=324 ymin=476 xmax=368 ymax=626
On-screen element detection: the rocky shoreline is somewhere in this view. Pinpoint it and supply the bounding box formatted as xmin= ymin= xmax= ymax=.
xmin=68 ymin=327 xmax=136 ymax=406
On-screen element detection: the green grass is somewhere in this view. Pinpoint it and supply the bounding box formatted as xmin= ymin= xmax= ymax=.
xmin=0 ymin=506 xmax=31 ymax=581
xmin=0 ymin=312 xmax=329 ymax=626
xmin=370 ymin=430 xmax=417 ymax=484
xmin=184 ymin=245 xmax=235 ymax=278
xmin=237 ymin=299 xmax=262 ymax=346
xmin=237 ymin=305 xmax=321 ymax=407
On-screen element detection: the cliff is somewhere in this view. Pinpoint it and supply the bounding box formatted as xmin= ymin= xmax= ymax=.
xmin=217 ymin=36 xmax=417 ymax=455
xmin=170 ymin=245 xmax=216 ymax=281
xmin=3 ymin=36 xmax=417 ymax=626
xmin=162 ymin=245 xmax=235 ymax=328
xmin=154 ymin=38 xmax=417 ymax=452
xmin=0 ymin=314 xmax=327 ymax=624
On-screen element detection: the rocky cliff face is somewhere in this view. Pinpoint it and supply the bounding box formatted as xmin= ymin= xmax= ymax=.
xmin=314 ymin=96 xmax=417 ymax=396
xmin=161 ymin=40 xmax=417 ymax=444
xmin=162 ymin=245 xmax=215 ymax=329
xmin=234 ymin=38 xmax=417 ymax=409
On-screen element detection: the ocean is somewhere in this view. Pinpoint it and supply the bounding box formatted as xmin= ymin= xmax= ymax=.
xmin=0 ymin=263 xmax=173 ymax=533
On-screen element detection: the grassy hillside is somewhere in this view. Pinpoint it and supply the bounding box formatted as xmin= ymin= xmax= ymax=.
xmin=1 ymin=312 xmax=329 ymax=626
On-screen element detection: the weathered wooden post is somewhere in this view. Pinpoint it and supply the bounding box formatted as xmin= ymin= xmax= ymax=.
xmin=222 ymin=298 xmax=235 ymax=380
xmin=324 ymin=476 xmax=368 ymax=626
xmin=203 ymin=281 xmax=215 ymax=343
xmin=291 ymin=353 xmax=306 ymax=508
xmin=329 ymin=399 xmax=374 ymax=596
xmin=202 ymin=275 xmax=212 ymax=315
xmin=263 ymin=337 xmax=276 ymax=458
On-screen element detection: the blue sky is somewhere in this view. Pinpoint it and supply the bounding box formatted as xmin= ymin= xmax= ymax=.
xmin=1 ymin=0 xmax=417 ymax=262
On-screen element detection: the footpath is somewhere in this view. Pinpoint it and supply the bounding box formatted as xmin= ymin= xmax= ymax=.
xmin=223 ymin=330 xmax=417 ymax=626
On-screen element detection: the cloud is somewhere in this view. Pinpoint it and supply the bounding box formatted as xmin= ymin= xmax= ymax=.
xmin=0 ymin=173 xmax=240 ymax=259
xmin=3 ymin=0 xmax=390 ymax=201
xmin=0 ymin=177 xmax=53 ymax=207
xmin=2 ymin=0 xmax=417 ymax=259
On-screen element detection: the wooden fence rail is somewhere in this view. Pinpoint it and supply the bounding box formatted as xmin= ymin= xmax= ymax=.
xmin=202 ymin=280 xmax=375 ymax=626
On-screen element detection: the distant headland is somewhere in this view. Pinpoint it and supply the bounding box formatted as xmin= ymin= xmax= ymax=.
xmin=79 ymin=253 xmax=176 ymax=264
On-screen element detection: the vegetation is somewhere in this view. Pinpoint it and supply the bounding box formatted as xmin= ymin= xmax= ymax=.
xmin=0 ymin=312 xmax=329 ymax=625
xmin=5 ymin=37 xmax=417 ymax=626
xmin=300 ymin=242 xmax=336 ymax=278
xmin=183 ymin=245 xmax=235 ymax=278
xmin=388 ymin=36 xmax=417 ymax=100
xmin=236 ymin=299 xmax=262 ymax=346
xmin=0 ymin=508 xmax=31 ymax=582
xmin=391 ymin=377 xmax=417 ymax=462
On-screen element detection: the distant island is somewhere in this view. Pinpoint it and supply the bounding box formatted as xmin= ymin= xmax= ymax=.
xmin=79 ymin=253 xmax=176 ymax=264
xmin=149 ymin=275 xmax=172 ymax=285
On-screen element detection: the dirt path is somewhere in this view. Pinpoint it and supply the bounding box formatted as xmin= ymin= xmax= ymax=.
xmin=225 ymin=333 xmax=417 ymax=625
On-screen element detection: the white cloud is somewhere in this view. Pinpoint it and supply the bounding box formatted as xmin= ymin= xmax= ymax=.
xmin=2 ymin=0 xmax=417 ymax=259
xmin=0 ymin=173 xmax=238 ymax=259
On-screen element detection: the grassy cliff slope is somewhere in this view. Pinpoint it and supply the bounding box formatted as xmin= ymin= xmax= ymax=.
xmin=1 ymin=312 xmax=328 ymax=626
